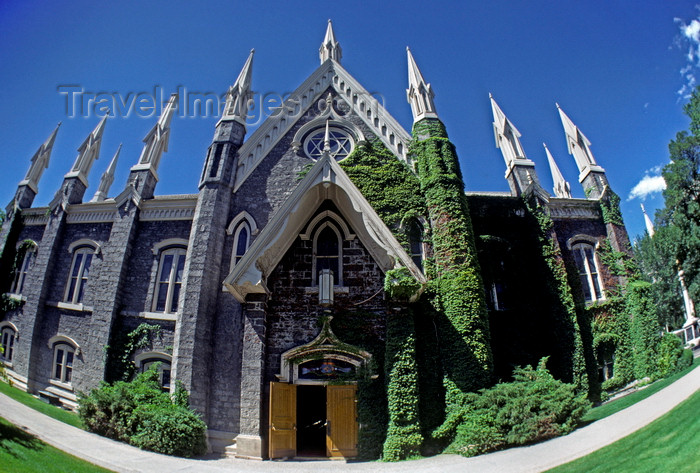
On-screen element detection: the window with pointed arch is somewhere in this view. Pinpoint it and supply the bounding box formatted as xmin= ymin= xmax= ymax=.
xmin=153 ymin=247 xmax=187 ymax=313
xmin=11 ymin=242 xmax=36 ymax=295
xmin=232 ymin=221 xmax=251 ymax=266
xmin=0 ymin=326 xmax=16 ymax=363
xmin=406 ymin=219 xmax=424 ymax=271
xmin=313 ymin=222 xmax=342 ymax=286
xmin=52 ymin=343 xmax=75 ymax=384
xmin=64 ymin=246 xmax=95 ymax=304
xmin=571 ymin=242 xmax=604 ymax=303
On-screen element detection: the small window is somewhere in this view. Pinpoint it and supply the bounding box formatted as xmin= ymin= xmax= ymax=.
xmin=406 ymin=220 xmax=424 ymax=271
xmin=313 ymin=224 xmax=341 ymax=286
xmin=572 ymin=243 xmax=604 ymax=303
xmin=0 ymin=327 xmax=16 ymax=363
xmin=64 ymin=247 xmax=94 ymax=304
xmin=153 ymin=247 xmax=187 ymax=313
xmin=141 ymin=358 xmax=172 ymax=391
xmin=11 ymin=244 xmax=36 ymax=295
xmin=52 ymin=343 xmax=75 ymax=384
xmin=232 ymin=221 xmax=250 ymax=265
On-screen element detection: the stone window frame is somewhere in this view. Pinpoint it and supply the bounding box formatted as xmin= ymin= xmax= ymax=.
xmin=63 ymin=241 xmax=99 ymax=305
xmin=10 ymin=240 xmax=37 ymax=295
xmin=48 ymin=335 xmax=80 ymax=387
xmin=401 ymin=218 xmax=427 ymax=272
xmin=0 ymin=322 xmax=18 ymax=365
xmin=567 ymin=235 xmax=605 ymax=304
xmin=151 ymin=245 xmax=187 ymax=314
xmin=226 ymin=212 xmax=258 ymax=271
xmin=135 ymin=351 xmax=172 ymax=390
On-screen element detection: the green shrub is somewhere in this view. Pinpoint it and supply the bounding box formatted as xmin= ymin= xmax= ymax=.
xmin=130 ymin=404 xmax=207 ymax=457
xmin=445 ymin=358 xmax=590 ymax=457
xmin=657 ymin=333 xmax=684 ymax=377
xmin=78 ymin=367 xmax=206 ymax=457
xmin=676 ymin=348 xmax=693 ymax=371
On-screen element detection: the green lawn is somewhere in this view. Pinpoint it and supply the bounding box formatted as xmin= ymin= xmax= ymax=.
xmin=0 ymin=417 xmax=112 ymax=473
xmin=548 ymin=389 xmax=700 ymax=473
xmin=0 ymin=380 xmax=83 ymax=428
xmin=581 ymin=357 xmax=699 ymax=424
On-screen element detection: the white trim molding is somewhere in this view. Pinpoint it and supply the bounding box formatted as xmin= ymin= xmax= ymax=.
xmin=152 ymin=238 xmax=189 ymax=255
xmin=47 ymin=334 xmax=81 ymax=355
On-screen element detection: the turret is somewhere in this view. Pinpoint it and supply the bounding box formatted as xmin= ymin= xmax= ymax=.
xmin=319 ymin=20 xmax=342 ymax=64
xmin=64 ymin=115 xmax=107 ymax=187
xmin=91 ymin=144 xmax=121 ymax=202
xmin=13 ymin=123 xmax=60 ymax=209
xmin=201 ymin=50 xmax=254 ymax=188
xmin=406 ymin=47 xmax=437 ymax=122
xmin=490 ymin=94 xmax=541 ymax=196
xmin=544 ymin=143 xmax=572 ymax=198
xmin=557 ymin=104 xmax=608 ymax=199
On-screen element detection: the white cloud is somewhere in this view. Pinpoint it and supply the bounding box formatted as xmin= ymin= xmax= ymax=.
xmin=675 ymin=13 xmax=700 ymax=98
xmin=627 ymin=174 xmax=667 ymax=201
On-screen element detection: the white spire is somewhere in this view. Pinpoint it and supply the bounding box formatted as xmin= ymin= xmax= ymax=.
xmin=220 ymin=49 xmax=255 ymax=125
xmin=544 ymin=143 xmax=572 ymax=198
xmin=19 ymin=122 xmax=61 ymax=193
xmin=557 ymin=104 xmax=604 ymax=177
xmin=91 ymin=144 xmax=121 ymax=202
xmin=65 ymin=115 xmax=108 ymax=186
xmin=133 ymin=94 xmax=178 ymax=175
xmin=641 ymin=203 xmax=655 ymax=237
xmin=319 ymin=19 xmax=342 ymax=64
xmin=490 ymin=94 xmax=528 ymax=166
xmin=406 ymin=47 xmax=437 ymax=122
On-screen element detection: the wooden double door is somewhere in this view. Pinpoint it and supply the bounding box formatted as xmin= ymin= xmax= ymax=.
xmin=269 ymin=382 xmax=357 ymax=459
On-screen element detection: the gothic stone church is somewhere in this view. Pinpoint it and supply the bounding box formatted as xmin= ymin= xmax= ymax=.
xmin=0 ymin=22 xmax=630 ymax=459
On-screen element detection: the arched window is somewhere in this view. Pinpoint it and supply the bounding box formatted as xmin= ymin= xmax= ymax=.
xmin=64 ymin=246 xmax=96 ymax=304
xmin=0 ymin=326 xmax=16 ymax=363
xmin=153 ymin=247 xmax=187 ymax=313
xmin=571 ymin=243 xmax=604 ymax=303
xmin=11 ymin=242 xmax=36 ymax=295
xmin=137 ymin=353 xmax=172 ymax=391
xmin=406 ymin=220 xmax=424 ymax=271
xmin=233 ymin=221 xmax=250 ymax=265
xmin=52 ymin=343 xmax=75 ymax=384
xmin=313 ymin=223 xmax=342 ymax=286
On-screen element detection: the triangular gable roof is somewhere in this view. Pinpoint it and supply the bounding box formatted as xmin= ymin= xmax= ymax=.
xmin=233 ymin=59 xmax=413 ymax=192
xmin=223 ymin=150 xmax=426 ymax=302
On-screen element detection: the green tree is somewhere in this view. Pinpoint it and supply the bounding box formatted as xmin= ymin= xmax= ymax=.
xmin=636 ymin=86 xmax=700 ymax=329
xmin=659 ymin=87 xmax=700 ymax=305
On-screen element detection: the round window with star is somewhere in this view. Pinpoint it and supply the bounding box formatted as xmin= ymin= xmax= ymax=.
xmin=303 ymin=127 xmax=354 ymax=161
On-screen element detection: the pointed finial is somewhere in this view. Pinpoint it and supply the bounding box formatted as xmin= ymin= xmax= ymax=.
xmin=91 ymin=143 xmax=122 ymax=202
xmin=406 ymin=47 xmax=437 ymax=122
xmin=19 ymin=123 xmax=61 ymax=193
xmin=557 ymin=104 xmax=602 ymax=174
xmin=65 ymin=115 xmax=108 ymax=186
xmin=544 ymin=143 xmax=572 ymax=198
xmin=323 ymin=120 xmax=331 ymax=153
xmin=490 ymin=95 xmax=527 ymax=166
xmin=641 ymin=203 xmax=655 ymax=237
xmin=221 ymin=50 xmax=255 ymax=125
xmin=133 ymin=93 xmax=178 ymax=173
xmin=319 ymin=20 xmax=342 ymax=64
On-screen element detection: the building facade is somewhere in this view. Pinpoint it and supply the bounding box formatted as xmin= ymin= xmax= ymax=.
xmin=0 ymin=22 xmax=630 ymax=460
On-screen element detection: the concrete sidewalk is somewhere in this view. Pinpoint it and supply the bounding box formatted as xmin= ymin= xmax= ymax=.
xmin=1 ymin=366 xmax=698 ymax=473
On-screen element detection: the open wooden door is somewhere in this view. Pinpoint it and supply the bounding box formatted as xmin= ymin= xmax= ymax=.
xmin=326 ymin=384 xmax=358 ymax=458
xmin=269 ymin=382 xmax=297 ymax=459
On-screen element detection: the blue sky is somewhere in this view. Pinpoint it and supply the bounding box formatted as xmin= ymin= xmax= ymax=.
xmin=1 ymin=1 xmax=699 ymax=239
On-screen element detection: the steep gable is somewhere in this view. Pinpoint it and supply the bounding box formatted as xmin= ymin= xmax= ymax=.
xmin=233 ymin=60 xmax=413 ymax=193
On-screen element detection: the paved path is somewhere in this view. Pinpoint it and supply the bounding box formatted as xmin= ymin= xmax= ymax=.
xmin=1 ymin=366 xmax=698 ymax=473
